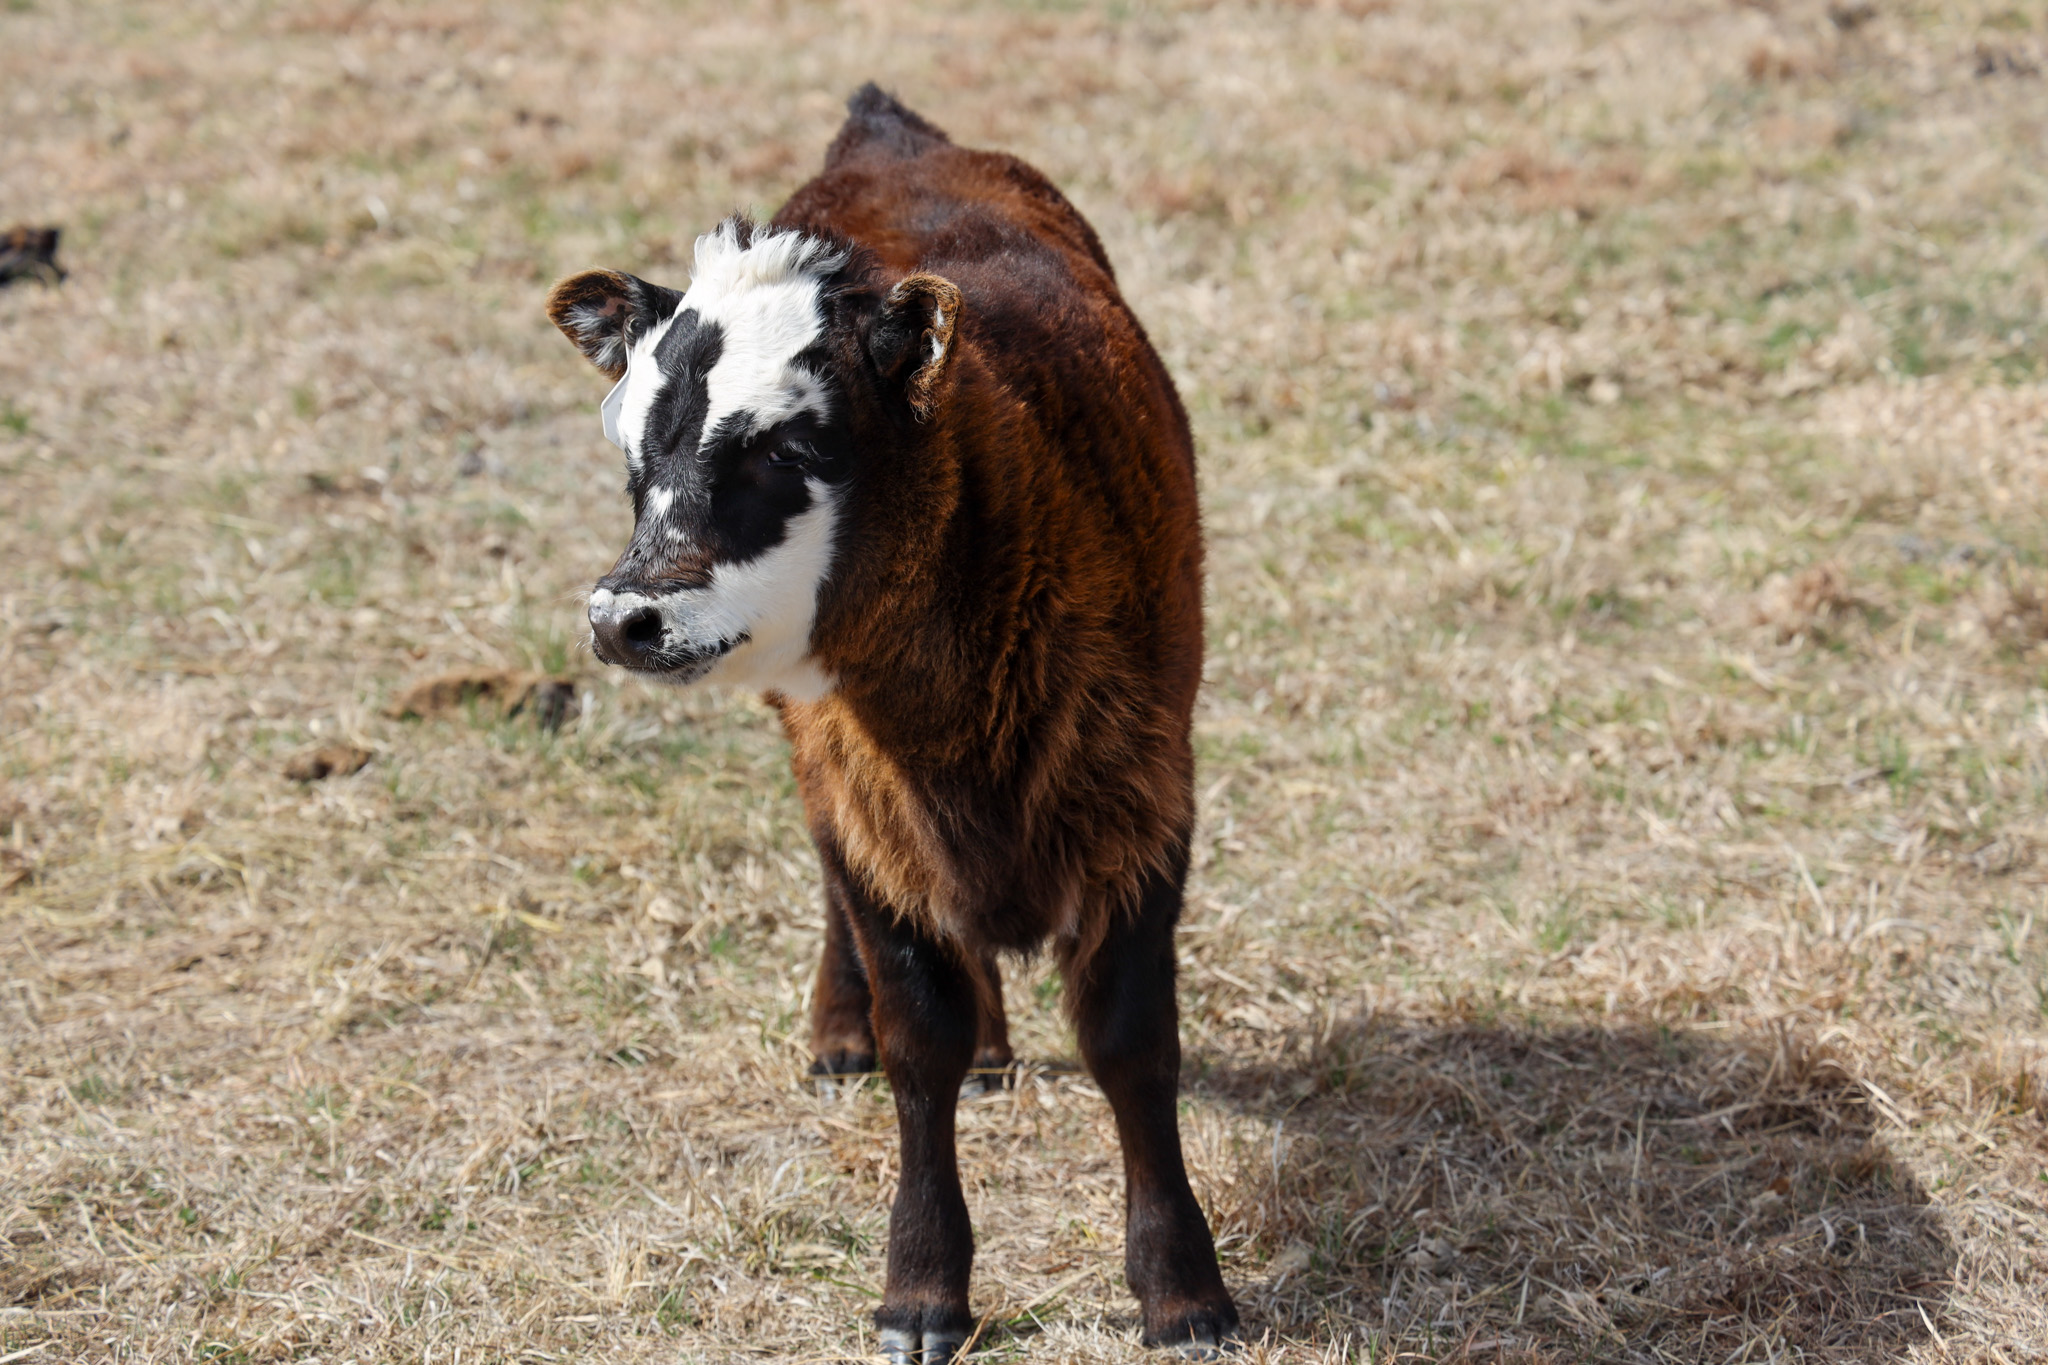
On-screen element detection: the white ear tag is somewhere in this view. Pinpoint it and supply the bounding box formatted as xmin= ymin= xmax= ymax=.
xmin=600 ymin=364 xmax=629 ymax=451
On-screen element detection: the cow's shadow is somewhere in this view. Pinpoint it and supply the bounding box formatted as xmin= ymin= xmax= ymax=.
xmin=1185 ymin=1017 xmax=1954 ymax=1362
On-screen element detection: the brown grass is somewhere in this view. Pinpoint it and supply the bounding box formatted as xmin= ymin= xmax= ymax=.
xmin=5 ymin=0 xmax=2048 ymax=1361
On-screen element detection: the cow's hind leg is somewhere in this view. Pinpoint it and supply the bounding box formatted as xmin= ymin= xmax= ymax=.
xmin=965 ymin=952 xmax=1014 ymax=1092
xmin=1063 ymin=854 xmax=1239 ymax=1354
xmin=827 ymin=845 xmax=979 ymax=1364
xmin=809 ymin=872 xmax=876 ymax=1078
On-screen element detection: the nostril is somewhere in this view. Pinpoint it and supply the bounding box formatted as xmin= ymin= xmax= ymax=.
xmin=620 ymin=606 xmax=663 ymax=648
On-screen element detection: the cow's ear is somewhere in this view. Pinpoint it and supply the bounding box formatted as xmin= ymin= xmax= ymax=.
xmin=546 ymin=269 xmax=672 ymax=380
xmin=866 ymin=273 xmax=961 ymax=421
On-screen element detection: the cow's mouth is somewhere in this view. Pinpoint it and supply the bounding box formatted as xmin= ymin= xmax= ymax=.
xmin=593 ymin=629 xmax=746 ymax=678
xmin=654 ymin=633 xmax=746 ymax=680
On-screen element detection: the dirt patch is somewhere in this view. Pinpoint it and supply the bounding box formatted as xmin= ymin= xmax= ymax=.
xmin=385 ymin=669 xmax=580 ymax=730
xmin=282 ymin=742 xmax=373 ymax=781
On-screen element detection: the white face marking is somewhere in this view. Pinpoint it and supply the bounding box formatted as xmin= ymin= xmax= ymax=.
xmin=693 ymin=484 xmax=840 ymax=700
xmin=686 ymin=226 xmax=841 ymax=447
xmin=597 ymin=226 xmax=843 ymax=465
xmin=609 ymin=315 xmax=677 ymax=469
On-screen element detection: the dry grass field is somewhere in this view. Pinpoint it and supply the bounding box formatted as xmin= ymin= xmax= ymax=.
xmin=5 ymin=1 xmax=2048 ymax=1360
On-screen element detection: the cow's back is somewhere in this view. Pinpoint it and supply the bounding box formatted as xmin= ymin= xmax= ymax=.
xmin=774 ymin=84 xmax=1117 ymax=286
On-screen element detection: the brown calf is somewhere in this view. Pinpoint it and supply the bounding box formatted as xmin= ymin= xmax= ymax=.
xmin=546 ymin=84 xmax=1236 ymax=1361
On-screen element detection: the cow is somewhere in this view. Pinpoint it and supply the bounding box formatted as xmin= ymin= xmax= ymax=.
xmin=545 ymin=84 xmax=1237 ymax=1361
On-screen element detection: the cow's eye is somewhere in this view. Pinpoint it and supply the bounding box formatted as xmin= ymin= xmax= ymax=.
xmin=765 ymin=444 xmax=808 ymax=468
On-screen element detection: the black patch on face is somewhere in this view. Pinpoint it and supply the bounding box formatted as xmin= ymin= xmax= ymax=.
xmin=628 ymin=309 xmax=721 ymax=499
xmin=696 ymin=408 xmax=851 ymax=566
xmin=612 ymin=320 xmax=853 ymax=585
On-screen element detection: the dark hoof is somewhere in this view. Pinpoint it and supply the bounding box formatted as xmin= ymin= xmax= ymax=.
xmin=961 ymin=1051 xmax=1015 ymax=1095
xmin=878 ymin=1325 xmax=968 ymax=1363
xmin=1143 ymin=1302 xmax=1241 ymax=1357
xmin=877 ymin=1303 xmax=973 ymax=1364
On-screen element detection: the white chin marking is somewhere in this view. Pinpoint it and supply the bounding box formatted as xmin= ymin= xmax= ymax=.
xmin=701 ymin=482 xmax=839 ymax=700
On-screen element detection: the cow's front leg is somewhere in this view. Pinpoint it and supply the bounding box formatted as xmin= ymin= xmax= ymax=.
xmin=1063 ymin=852 xmax=1239 ymax=1355
xmin=826 ymin=845 xmax=978 ymax=1364
xmin=809 ymin=875 xmax=875 ymax=1078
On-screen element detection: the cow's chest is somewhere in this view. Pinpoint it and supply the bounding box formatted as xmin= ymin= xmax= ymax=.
xmin=782 ymin=697 xmax=972 ymax=930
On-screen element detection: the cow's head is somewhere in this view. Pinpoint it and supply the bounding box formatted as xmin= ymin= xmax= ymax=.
xmin=546 ymin=220 xmax=958 ymax=699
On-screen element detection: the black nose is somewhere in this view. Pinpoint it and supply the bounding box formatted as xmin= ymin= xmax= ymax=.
xmin=590 ymin=600 xmax=666 ymax=666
